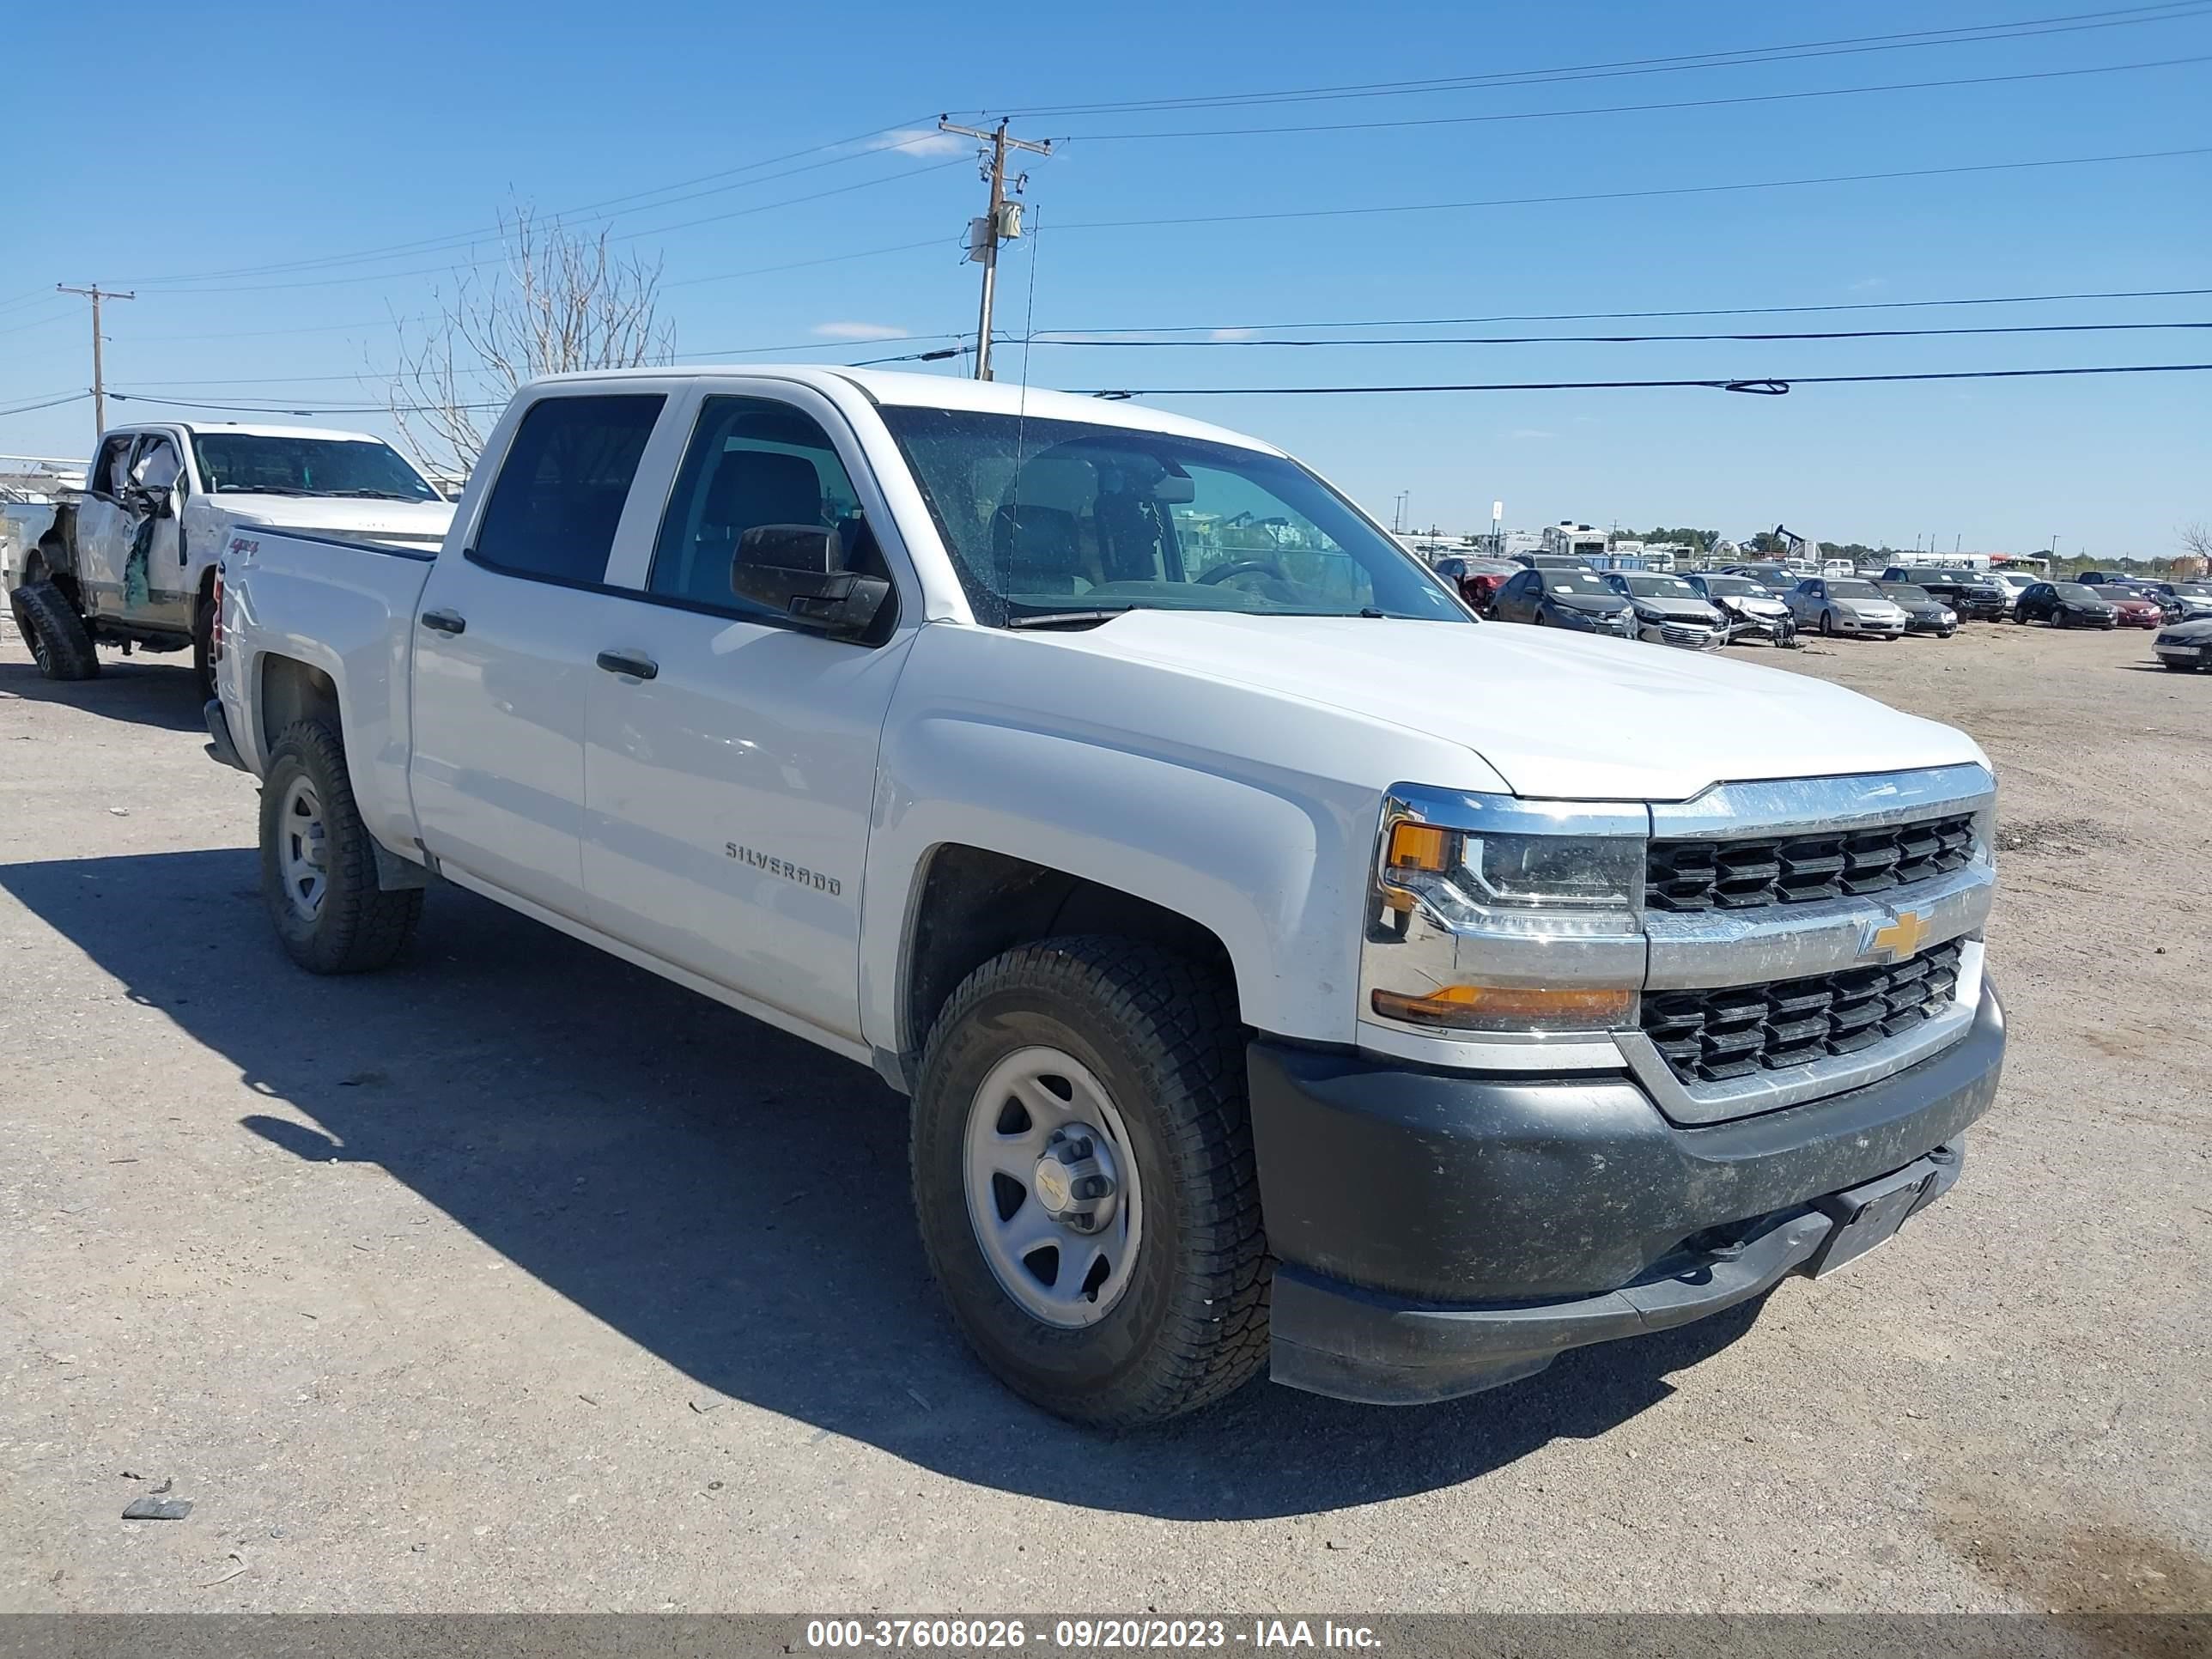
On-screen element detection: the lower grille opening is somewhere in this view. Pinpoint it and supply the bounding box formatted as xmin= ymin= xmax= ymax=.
xmin=1641 ymin=939 xmax=1965 ymax=1085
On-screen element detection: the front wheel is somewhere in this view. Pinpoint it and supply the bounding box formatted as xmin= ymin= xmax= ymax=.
xmin=911 ymin=937 xmax=1269 ymax=1426
xmin=1820 ymin=610 xmax=1838 ymax=637
xmin=11 ymin=580 xmax=100 ymax=681
xmin=259 ymin=720 xmax=423 ymax=974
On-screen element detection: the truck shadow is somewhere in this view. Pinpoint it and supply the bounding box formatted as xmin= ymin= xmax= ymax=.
xmin=0 ymin=654 xmax=207 ymax=732
xmin=0 ymin=847 xmax=1766 ymax=1521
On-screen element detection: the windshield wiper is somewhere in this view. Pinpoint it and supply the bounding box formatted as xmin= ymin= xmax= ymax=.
xmin=322 ymin=488 xmax=423 ymax=501
xmin=215 ymin=483 xmax=313 ymax=495
xmin=1005 ymin=608 xmax=1133 ymax=630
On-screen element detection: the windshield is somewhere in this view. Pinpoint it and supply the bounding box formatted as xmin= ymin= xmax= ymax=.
xmin=1698 ymin=576 xmax=1765 ymax=596
xmin=191 ymin=433 xmax=439 ymax=501
xmin=2053 ymin=583 xmax=2100 ymax=601
xmin=1828 ymin=580 xmax=1883 ymax=600
xmin=2175 ymin=584 xmax=2212 ymax=597
xmin=878 ymin=408 xmax=1468 ymax=625
xmin=1882 ymin=584 xmax=1933 ymax=602
xmin=1544 ymin=574 xmax=1617 ymax=598
xmin=1617 ymin=574 xmax=1702 ymax=599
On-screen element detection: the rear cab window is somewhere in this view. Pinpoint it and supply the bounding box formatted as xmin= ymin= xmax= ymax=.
xmin=470 ymin=394 xmax=666 ymax=586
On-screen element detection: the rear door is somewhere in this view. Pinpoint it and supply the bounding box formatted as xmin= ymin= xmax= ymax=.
xmin=580 ymin=382 xmax=917 ymax=1044
xmin=408 ymin=390 xmax=672 ymax=923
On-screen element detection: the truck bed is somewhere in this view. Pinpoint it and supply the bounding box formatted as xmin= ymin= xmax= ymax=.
xmin=213 ymin=524 xmax=439 ymax=858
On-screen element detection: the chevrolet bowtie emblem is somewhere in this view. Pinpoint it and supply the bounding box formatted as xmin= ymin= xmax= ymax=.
xmin=1863 ymin=908 xmax=1931 ymax=963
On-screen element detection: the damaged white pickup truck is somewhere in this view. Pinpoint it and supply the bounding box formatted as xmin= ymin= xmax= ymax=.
xmin=205 ymin=367 xmax=2005 ymax=1425
xmin=6 ymin=419 xmax=452 ymax=696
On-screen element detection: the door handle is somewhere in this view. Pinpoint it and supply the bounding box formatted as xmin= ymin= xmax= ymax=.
xmin=419 ymin=610 xmax=467 ymax=635
xmin=596 ymin=650 xmax=658 ymax=681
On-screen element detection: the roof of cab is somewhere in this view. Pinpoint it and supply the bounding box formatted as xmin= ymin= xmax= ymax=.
xmin=118 ymin=421 xmax=396 ymax=444
xmin=519 ymin=364 xmax=1287 ymax=455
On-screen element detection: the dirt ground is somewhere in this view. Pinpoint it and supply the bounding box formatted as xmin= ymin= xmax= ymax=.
xmin=0 ymin=617 xmax=2206 ymax=1616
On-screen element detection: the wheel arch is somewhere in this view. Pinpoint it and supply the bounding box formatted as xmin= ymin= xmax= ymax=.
xmin=256 ymin=653 xmax=343 ymax=757
xmin=892 ymin=844 xmax=1239 ymax=1081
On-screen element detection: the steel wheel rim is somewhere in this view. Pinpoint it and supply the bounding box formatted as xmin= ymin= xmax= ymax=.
xmin=963 ymin=1045 xmax=1144 ymax=1329
xmin=276 ymin=775 xmax=330 ymax=921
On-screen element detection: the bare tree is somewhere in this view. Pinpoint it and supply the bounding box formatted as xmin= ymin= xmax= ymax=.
xmin=2180 ymin=520 xmax=2212 ymax=567
xmin=389 ymin=204 xmax=674 ymax=478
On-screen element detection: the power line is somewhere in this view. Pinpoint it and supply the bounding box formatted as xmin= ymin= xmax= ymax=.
xmin=0 ymin=392 xmax=94 ymax=420
xmin=114 ymin=117 xmax=943 ymax=289
xmin=107 ymin=392 xmax=506 ymax=417
xmin=1038 ymin=285 xmax=2212 ymax=337
xmin=1040 ymin=146 xmax=2212 ymax=234
xmin=998 ymin=2 xmax=2212 ymax=118
xmin=1058 ymin=53 xmax=2210 ymax=142
xmin=1073 ymin=362 xmax=2212 ymax=397
xmin=1024 ymin=319 xmax=2212 ymax=349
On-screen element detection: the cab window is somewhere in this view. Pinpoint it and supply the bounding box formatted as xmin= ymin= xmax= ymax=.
xmin=471 ymin=394 xmax=665 ymax=586
xmin=647 ymin=396 xmax=878 ymax=621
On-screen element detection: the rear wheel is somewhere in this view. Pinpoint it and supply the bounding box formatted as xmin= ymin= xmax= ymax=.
xmin=258 ymin=720 xmax=422 ymax=974
xmin=11 ymin=580 xmax=100 ymax=681
xmin=911 ymin=937 xmax=1269 ymax=1425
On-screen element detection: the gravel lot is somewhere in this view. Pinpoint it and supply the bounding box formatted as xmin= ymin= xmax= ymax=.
xmin=1 ymin=618 xmax=2205 ymax=1616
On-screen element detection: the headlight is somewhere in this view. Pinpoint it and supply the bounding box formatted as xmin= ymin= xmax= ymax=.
xmin=1364 ymin=792 xmax=1644 ymax=1035
xmin=1938 ymin=607 xmax=1957 ymax=623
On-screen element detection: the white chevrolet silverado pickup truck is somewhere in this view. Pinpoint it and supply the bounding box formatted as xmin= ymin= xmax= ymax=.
xmin=206 ymin=367 xmax=2006 ymax=1425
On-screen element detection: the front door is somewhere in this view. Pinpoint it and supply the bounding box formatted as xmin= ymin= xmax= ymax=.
xmin=408 ymin=391 xmax=670 ymax=924
xmin=71 ymin=432 xmax=139 ymax=618
xmin=581 ymin=388 xmax=915 ymax=1044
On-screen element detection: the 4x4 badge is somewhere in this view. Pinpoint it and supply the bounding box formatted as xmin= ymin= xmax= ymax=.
xmin=1862 ymin=908 xmax=1931 ymax=963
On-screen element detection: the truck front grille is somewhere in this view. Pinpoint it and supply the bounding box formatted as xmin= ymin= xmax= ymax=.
xmin=1640 ymin=938 xmax=1964 ymax=1085
xmin=1646 ymin=812 xmax=1977 ymax=912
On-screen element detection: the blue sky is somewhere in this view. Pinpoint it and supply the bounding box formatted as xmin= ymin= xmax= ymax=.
xmin=5 ymin=0 xmax=2208 ymax=556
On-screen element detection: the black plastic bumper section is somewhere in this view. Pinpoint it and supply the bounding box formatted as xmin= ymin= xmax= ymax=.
xmin=204 ymin=697 xmax=247 ymax=772
xmin=1251 ymin=983 xmax=2004 ymax=1404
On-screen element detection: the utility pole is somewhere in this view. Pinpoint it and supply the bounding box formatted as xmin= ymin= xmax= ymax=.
xmin=939 ymin=118 xmax=1052 ymax=381
xmin=57 ymin=283 xmax=135 ymax=442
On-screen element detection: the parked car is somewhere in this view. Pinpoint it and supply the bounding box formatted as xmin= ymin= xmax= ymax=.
xmin=1490 ymin=565 xmax=1638 ymax=634
xmin=1878 ymin=566 xmax=2007 ymax=621
xmin=206 ymin=364 xmax=2004 ymax=1425
xmin=2153 ymin=617 xmax=2212 ymax=671
xmin=2014 ymin=581 xmax=2119 ymax=629
xmin=2096 ymin=580 xmax=2182 ymax=623
xmin=1686 ymin=573 xmax=1797 ymax=646
xmin=1986 ymin=571 xmax=2036 ymax=617
xmin=4 ymin=421 xmax=453 ymax=697
xmin=2100 ymin=591 xmax=2165 ymax=629
xmin=1431 ymin=554 xmax=1522 ymax=614
xmin=2075 ymin=571 xmax=2128 ymax=585
xmin=1512 ymin=552 xmax=1596 ymax=571
xmin=2140 ymin=580 xmax=2212 ymax=621
xmin=1875 ymin=582 xmax=1958 ymax=637
xmin=1600 ymin=571 xmax=1726 ymax=648
xmin=1787 ymin=576 xmax=1908 ymax=640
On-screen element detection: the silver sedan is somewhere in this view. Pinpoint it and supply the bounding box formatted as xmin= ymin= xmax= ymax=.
xmin=1786 ymin=576 xmax=1908 ymax=640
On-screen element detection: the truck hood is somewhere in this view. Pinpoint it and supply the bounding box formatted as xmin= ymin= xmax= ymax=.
xmin=210 ymin=495 xmax=453 ymax=546
xmin=1049 ymin=611 xmax=1986 ymax=800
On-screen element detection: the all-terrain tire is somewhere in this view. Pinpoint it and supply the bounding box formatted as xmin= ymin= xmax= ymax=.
xmin=911 ymin=936 xmax=1270 ymax=1426
xmin=11 ymin=580 xmax=100 ymax=680
xmin=259 ymin=719 xmax=423 ymax=974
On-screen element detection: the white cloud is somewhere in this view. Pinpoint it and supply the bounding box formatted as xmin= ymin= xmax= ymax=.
xmin=1848 ymin=276 xmax=1889 ymax=292
xmin=812 ymin=321 xmax=910 ymax=341
xmin=1208 ymin=326 xmax=1258 ymax=342
xmin=1509 ymin=428 xmax=1558 ymax=441
xmin=872 ymin=128 xmax=969 ymax=159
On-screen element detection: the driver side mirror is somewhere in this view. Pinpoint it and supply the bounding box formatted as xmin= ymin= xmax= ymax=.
xmin=730 ymin=524 xmax=890 ymax=640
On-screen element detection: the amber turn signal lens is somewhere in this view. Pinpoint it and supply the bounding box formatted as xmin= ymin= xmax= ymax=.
xmin=1370 ymin=983 xmax=1636 ymax=1029
xmin=1386 ymin=823 xmax=1454 ymax=873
